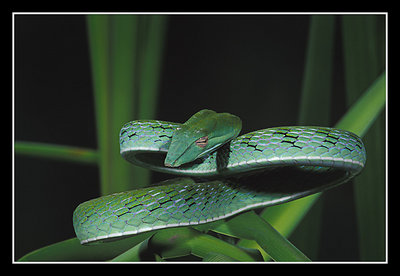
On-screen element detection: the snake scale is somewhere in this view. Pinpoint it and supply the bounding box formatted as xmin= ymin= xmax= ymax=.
xmin=73 ymin=110 xmax=366 ymax=244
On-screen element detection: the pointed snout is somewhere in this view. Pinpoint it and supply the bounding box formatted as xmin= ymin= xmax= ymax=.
xmin=164 ymin=161 xmax=177 ymax=168
xmin=164 ymin=154 xmax=183 ymax=168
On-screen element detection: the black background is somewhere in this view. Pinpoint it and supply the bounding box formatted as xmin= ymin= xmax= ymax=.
xmin=14 ymin=14 xmax=363 ymax=261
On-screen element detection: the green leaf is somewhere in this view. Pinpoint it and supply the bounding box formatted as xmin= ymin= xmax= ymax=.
xmin=148 ymin=227 xmax=261 ymax=261
xmin=14 ymin=141 xmax=98 ymax=165
xmin=87 ymin=14 xmax=140 ymax=195
xmin=341 ymin=15 xmax=386 ymax=261
xmin=202 ymin=252 xmax=238 ymax=262
xmin=210 ymin=70 xmax=385 ymax=259
xmin=86 ymin=15 xmax=113 ymax=195
xmin=298 ymin=15 xmax=335 ymax=126
xmin=133 ymin=15 xmax=168 ymax=189
xmin=17 ymin=233 xmax=152 ymax=262
xmin=108 ymin=15 xmax=142 ymax=193
xmin=86 ymin=15 xmax=167 ymax=194
xmin=109 ymin=238 xmax=153 ymax=262
xmin=335 ymin=72 xmax=386 ymax=137
xmin=292 ymin=15 xmax=335 ymax=260
xmin=260 ymin=72 xmax=385 ymax=241
xmin=137 ymin=15 xmax=167 ymax=120
xmin=223 ymin=211 xmax=310 ymax=262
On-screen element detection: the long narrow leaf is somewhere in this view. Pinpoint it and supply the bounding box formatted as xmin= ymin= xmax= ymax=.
xmin=298 ymin=15 xmax=335 ymax=126
xmin=211 ymin=72 xmax=385 ymax=243
xmin=133 ymin=15 xmax=168 ymax=188
xmin=291 ymin=15 xmax=335 ymax=260
xmin=261 ymin=72 xmax=385 ymax=239
xmin=14 ymin=141 xmax=98 ymax=164
xmin=109 ymin=238 xmax=153 ymax=262
xmin=108 ymin=15 xmax=140 ymax=193
xmin=226 ymin=16 xmax=336 ymax=261
xmin=87 ymin=15 xmax=140 ymax=194
xmin=17 ymin=233 xmax=152 ymax=262
xmin=223 ymin=211 xmax=310 ymax=262
xmin=86 ymin=15 xmax=113 ymax=195
xmin=148 ymin=227 xmax=260 ymax=262
xmin=341 ymin=15 xmax=386 ymax=261
xmin=137 ymin=15 xmax=167 ymax=120
xmin=335 ymin=72 xmax=386 ymax=137
xmin=86 ymin=15 xmax=167 ymax=194
xmin=202 ymin=252 xmax=238 ymax=262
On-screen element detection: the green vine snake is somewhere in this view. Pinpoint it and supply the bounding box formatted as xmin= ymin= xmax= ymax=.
xmin=73 ymin=109 xmax=366 ymax=244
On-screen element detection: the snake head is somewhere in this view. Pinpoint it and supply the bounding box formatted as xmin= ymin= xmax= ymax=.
xmin=164 ymin=109 xmax=242 ymax=167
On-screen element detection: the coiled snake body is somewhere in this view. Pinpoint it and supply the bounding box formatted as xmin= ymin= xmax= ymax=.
xmin=73 ymin=110 xmax=366 ymax=244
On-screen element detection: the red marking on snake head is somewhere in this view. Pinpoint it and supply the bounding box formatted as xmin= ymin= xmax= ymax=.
xmin=195 ymin=136 xmax=208 ymax=148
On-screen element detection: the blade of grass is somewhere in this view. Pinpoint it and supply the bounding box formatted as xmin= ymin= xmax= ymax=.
xmin=87 ymin=15 xmax=113 ymax=195
xmin=261 ymin=72 xmax=385 ymax=239
xmin=109 ymin=237 xmax=154 ymax=262
xmin=211 ymin=72 xmax=385 ymax=250
xmin=187 ymin=229 xmax=262 ymax=262
xmin=108 ymin=15 xmax=140 ymax=193
xmin=292 ymin=15 xmax=335 ymax=260
xmin=148 ymin=227 xmax=260 ymax=261
xmin=351 ymin=112 xmax=385 ymax=261
xmin=341 ymin=15 xmax=386 ymax=261
xmin=137 ymin=15 xmax=167 ymax=120
xmin=14 ymin=141 xmax=98 ymax=164
xmin=88 ymin=14 xmax=140 ymax=195
xmin=225 ymin=211 xmax=310 ymax=262
xmin=202 ymin=252 xmax=238 ymax=262
xmin=133 ymin=15 xmax=168 ymax=188
xmin=17 ymin=233 xmax=152 ymax=262
xmin=228 ymin=15 xmax=336 ymax=261
xmin=87 ymin=15 xmax=167 ymax=194
xmin=298 ymin=15 xmax=335 ymax=126
xmin=335 ymin=71 xmax=386 ymax=136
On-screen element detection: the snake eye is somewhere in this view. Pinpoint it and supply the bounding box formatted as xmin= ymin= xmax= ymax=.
xmin=195 ymin=136 xmax=208 ymax=148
